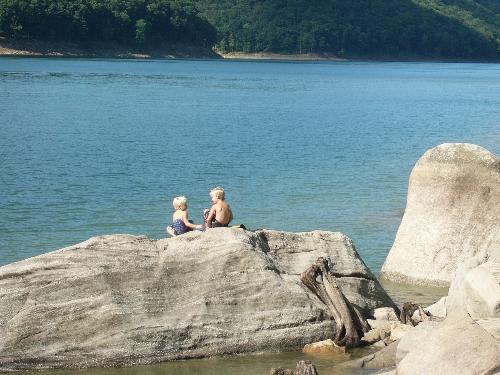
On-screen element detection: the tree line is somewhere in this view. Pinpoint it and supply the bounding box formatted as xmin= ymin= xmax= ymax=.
xmin=195 ymin=0 xmax=499 ymax=58
xmin=0 ymin=0 xmax=498 ymax=58
xmin=0 ymin=0 xmax=216 ymax=46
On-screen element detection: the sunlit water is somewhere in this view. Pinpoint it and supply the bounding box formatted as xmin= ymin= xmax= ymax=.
xmin=1 ymin=57 xmax=498 ymax=374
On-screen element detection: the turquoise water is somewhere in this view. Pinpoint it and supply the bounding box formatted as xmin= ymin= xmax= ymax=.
xmin=1 ymin=58 xmax=499 ymax=274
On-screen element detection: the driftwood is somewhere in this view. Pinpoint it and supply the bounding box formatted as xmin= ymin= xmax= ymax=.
xmin=300 ymin=257 xmax=369 ymax=348
xmin=270 ymin=360 xmax=318 ymax=375
xmin=400 ymin=302 xmax=434 ymax=326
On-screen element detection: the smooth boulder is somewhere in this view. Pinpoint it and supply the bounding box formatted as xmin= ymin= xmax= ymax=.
xmin=393 ymin=255 xmax=500 ymax=374
xmin=381 ymin=143 xmax=500 ymax=286
xmin=0 ymin=229 xmax=394 ymax=371
xmin=396 ymin=314 xmax=499 ymax=375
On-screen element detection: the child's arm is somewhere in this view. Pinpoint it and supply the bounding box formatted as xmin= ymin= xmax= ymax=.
xmin=205 ymin=206 xmax=217 ymax=228
xmin=181 ymin=211 xmax=198 ymax=229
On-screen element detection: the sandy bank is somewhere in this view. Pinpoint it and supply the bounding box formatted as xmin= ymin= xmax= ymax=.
xmin=219 ymin=51 xmax=346 ymax=61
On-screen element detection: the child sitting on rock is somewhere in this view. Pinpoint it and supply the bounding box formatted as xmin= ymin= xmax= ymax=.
xmin=204 ymin=187 xmax=233 ymax=228
xmin=167 ymin=196 xmax=201 ymax=236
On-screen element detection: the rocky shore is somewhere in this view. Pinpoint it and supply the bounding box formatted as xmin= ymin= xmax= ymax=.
xmin=0 ymin=37 xmax=220 ymax=59
xmin=0 ymin=143 xmax=498 ymax=374
xmin=0 ymin=38 xmax=343 ymax=60
xmin=4 ymin=38 xmax=496 ymax=62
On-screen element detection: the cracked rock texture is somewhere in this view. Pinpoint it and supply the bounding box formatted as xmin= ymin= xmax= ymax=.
xmin=381 ymin=143 xmax=500 ymax=287
xmin=0 ymin=229 xmax=394 ymax=371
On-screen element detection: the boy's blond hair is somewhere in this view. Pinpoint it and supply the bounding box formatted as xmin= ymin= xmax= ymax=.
xmin=173 ymin=196 xmax=187 ymax=209
xmin=210 ymin=187 xmax=225 ymax=200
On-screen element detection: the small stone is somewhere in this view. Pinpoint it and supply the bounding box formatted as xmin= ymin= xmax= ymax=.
xmin=367 ymin=319 xmax=392 ymax=330
xmin=373 ymin=307 xmax=399 ymax=321
xmin=362 ymin=328 xmax=391 ymax=344
xmin=303 ymin=339 xmax=347 ymax=354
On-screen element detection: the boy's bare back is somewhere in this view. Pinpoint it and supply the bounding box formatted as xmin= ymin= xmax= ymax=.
xmin=205 ymin=187 xmax=233 ymax=227
xmin=212 ymin=200 xmax=232 ymax=225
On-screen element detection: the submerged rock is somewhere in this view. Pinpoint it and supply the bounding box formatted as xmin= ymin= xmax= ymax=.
xmin=381 ymin=143 xmax=500 ymax=287
xmin=0 ymin=229 xmax=394 ymax=371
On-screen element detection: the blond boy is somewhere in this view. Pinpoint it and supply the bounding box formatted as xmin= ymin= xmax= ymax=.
xmin=204 ymin=187 xmax=233 ymax=228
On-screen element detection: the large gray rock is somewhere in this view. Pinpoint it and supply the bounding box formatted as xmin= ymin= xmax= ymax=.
xmin=392 ymin=256 xmax=500 ymax=374
xmin=445 ymin=254 xmax=500 ymax=346
xmin=0 ymin=229 xmax=394 ymax=371
xmin=461 ymin=260 xmax=500 ymax=319
xmin=381 ymin=143 xmax=500 ymax=287
xmin=396 ymin=314 xmax=500 ymax=375
xmin=446 ymin=255 xmax=500 ymax=320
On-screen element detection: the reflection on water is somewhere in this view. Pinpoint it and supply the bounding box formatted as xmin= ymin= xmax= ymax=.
xmin=26 ymin=350 xmax=380 ymax=375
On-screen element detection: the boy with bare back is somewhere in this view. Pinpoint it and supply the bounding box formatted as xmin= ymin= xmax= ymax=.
xmin=204 ymin=186 xmax=233 ymax=228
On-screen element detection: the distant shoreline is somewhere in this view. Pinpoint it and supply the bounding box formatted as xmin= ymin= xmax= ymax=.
xmin=1 ymin=38 xmax=498 ymax=63
xmin=219 ymin=51 xmax=346 ymax=61
xmin=221 ymin=51 xmax=500 ymax=63
xmin=0 ymin=37 xmax=220 ymax=60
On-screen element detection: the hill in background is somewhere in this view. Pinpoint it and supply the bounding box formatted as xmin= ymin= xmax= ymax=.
xmin=0 ymin=0 xmax=498 ymax=59
xmin=196 ymin=0 xmax=500 ymax=59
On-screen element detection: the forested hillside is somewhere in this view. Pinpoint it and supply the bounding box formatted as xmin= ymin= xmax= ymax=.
xmin=0 ymin=0 xmax=498 ymax=58
xmin=196 ymin=0 xmax=500 ymax=58
xmin=0 ymin=0 xmax=217 ymax=47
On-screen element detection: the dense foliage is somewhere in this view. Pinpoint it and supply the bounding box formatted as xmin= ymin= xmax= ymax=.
xmin=196 ymin=0 xmax=499 ymax=58
xmin=0 ymin=0 xmax=498 ymax=58
xmin=0 ymin=0 xmax=216 ymax=46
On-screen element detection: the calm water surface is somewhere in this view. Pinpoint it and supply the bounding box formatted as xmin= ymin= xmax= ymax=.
xmin=0 ymin=57 xmax=498 ymax=374
xmin=1 ymin=57 xmax=499 ymax=272
xmin=26 ymin=350 xmax=378 ymax=375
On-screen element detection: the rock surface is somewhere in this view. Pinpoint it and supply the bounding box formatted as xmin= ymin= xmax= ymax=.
xmin=446 ymin=253 xmax=500 ymax=320
xmin=396 ymin=314 xmax=500 ymax=375
xmin=422 ymin=296 xmax=447 ymax=318
xmin=372 ymin=307 xmax=399 ymax=321
xmin=0 ymin=229 xmax=394 ymax=371
xmin=341 ymin=340 xmax=399 ymax=370
xmin=392 ymin=254 xmax=500 ymax=374
xmin=381 ymin=143 xmax=500 ymax=287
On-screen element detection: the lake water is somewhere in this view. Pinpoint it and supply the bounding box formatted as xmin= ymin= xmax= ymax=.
xmin=1 ymin=58 xmax=499 ymax=273
xmin=25 ymin=350 xmax=378 ymax=375
xmin=1 ymin=57 xmax=499 ymax=374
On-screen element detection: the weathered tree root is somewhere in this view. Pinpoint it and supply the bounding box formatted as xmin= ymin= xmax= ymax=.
xmin=300 ymin=257 xmax=369 ymax=348
xmin=400 ymin=302 xmax=433 ymax=326
xmin=270 ymin=360 xmax=318 ymax=375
